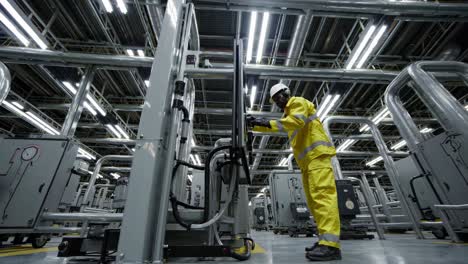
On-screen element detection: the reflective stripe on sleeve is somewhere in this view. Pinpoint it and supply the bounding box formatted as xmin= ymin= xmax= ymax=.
xmin=289 ymin=113 xmax=318 ymax=142
xmin=276 ymin=120 xmax=285 ymax=132
xmin=297 ymin=141 xmax=334 ymax=160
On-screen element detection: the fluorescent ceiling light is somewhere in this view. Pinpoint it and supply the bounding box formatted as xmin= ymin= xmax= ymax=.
xmin=316 ymin=95 xmax=332 ymax=117
xmin=366 ymin=156 xmax=383 ymax=167
xmin=250 ymin=85 xmax=257 ymax=108
xmin=25 ymin=111 xmax=60 ymax=135
xmin=246 ymin=11 xmax=258 ymax=63
xmin=63 ymin=81 xmax=102 ymax=116
xmin=248 ymin=201 xmax=252 ymax=206
xmin=195 ymin=154 xmax=202 ymax=166
xmin=11 ymin=101 xmax=24 ymax=110
xmin=106 ymin=124 xmax=122 ymax=138
xmin=110 ymin=172 xmax=121 ymax=179
xmin=391 ymin=139 xmax=406 ymax=150
xmin=115 ymin=124 xmax=130 ymax=139
xmin=145 ymin=80 xmax=150 ymax=87
xmin=116 ymin=0 xmax=127 ymax=14
xmin=346 ymin=25 xmax=376 ymax=69
xmin=420 ymin=127 xmax=433 ymax=134
xmin=191 ymin=138 xmax=196 ymax=147
xmin=188 ymin=174 xmax=193 ymax=182
xmin=360 ymin=107 xmax=390 ymax=132
xmin=336 ymin=139 xmax=356 ymax=152
xmin=465 ymin=104 xmax=468 ymax=110
xmin=278 ymin=157 xmax=287 ymax=166
xmin=126 ymin=49 xmax=134 ymax=56
xmin=356 ymin=25 xmax=387 ymax=69
xmin=78 ymin=147 xmax=96 ymax=160
xmin=100 ymin=0 xmax=113 ymax=13
xmin=137 ymin=49 xmax=145 ymax=57
xmin=391 ymin=128 xmax=433 ymax=150
xmin=86 ymin=95 xmax=106 ymax=116
xmin=1 ymin=0 xmax=47 ymax=49
xmin=255 ymin=12 xmax=270 ymax=64
xmin=3 ymin=101 xmax=59 ymax=136
xmin=190 ymin=154 xmax=196 ymax=164
xmin=62 ymin=81 xmax=77 ymax=94
xmin=319 ymin=94 xmax=340 ymax=121
xmin=0 ymin=11 xmax=30 ymax=46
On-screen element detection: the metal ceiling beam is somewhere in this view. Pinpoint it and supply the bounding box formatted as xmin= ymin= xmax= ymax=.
xmin=198 ymin=0 xmax=468 ymax=17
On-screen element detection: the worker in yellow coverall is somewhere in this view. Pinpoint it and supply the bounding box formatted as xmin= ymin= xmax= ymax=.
xmin=247 ymin=83 xmax=341 ymax=261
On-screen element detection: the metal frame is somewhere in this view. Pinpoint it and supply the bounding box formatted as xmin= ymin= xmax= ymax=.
xmin=323 ymin=115 xmax=424 ymax=239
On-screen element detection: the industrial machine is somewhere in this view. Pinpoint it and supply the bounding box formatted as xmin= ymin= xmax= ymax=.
xmin=386 ymin=61 xmax=468 ymax=242
xmin=269 ymin=172 xmax=315 ymax=237
xmin=0 ymin=137 xmax=79 ymax=247
xmin=250 ymin=195 xmax=269 ymax=231
xmin=56 ymin=19 xmax=255 ymax=261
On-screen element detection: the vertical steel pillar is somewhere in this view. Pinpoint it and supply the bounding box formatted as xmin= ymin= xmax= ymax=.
xmin=61 ymin=67 xmax=95 ymax=137
xmin=117 ymin=1 xmax=185 ymax=263
xmin=373 ymin=177 xmax=393 ymax=221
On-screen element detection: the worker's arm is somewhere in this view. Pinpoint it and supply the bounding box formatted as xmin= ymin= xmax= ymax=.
xmin=253 ymin=99 xmax=309 ymax=133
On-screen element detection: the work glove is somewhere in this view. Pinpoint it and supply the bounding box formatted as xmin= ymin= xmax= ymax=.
xmin=246 ymin=115 xmax=272 ymax=128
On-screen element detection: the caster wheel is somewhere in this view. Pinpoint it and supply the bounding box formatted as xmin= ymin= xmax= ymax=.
xmin=30 ymin=235 xmax=49 ymax=248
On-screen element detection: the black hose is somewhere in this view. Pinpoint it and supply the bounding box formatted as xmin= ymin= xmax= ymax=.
xmin=230 ymin=239 xmax=252 ymax=261
xmin=203 ymin=145 xmax=233 ymax=222
xmin=169 ymin=159 xmax=206 ymax=230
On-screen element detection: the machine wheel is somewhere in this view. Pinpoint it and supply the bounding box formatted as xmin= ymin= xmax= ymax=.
xmin=432 ymin=227 xmax=448 ymax=240
xmin=12 ymin=235 xmax=26 ymax=245
xmin=30 ymin=234 xmax=49 ymax=248
xmin=273 ymin=230 xmax=279 ymax=235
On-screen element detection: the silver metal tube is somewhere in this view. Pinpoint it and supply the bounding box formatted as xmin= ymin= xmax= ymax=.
xmin=0 ymin=47 xmax=153 ymax=69
xmin=385 ymin=61 xmax=468 ymax=150
xmin=33 ymin=227 xmax=84 ymax=233
xmin=81 ymin=155 xmax=133 ymax=210
xmin=198 ymin=0 xmax=468 ymax=16
xmin=346 ymin=176 xmax=385 ymax=240
xmin=41 ymin=212 xmax=123 ymax=222
xmin=323 ymin=116 xmax=425 ymax=239
xmin=0 ymin=62 xmax=11 ymax=105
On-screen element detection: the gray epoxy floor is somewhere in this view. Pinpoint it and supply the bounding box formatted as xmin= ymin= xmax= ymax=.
xmin=0 ymin=231 xmax=467 ymax=264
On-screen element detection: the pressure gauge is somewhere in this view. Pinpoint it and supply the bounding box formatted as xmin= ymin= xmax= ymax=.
xmin=21 ymin=146 xmax=39 ymax=161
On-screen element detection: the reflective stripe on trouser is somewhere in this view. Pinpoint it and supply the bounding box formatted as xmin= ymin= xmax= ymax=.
xmin=302 ymin=163 xmax=340 ymax=248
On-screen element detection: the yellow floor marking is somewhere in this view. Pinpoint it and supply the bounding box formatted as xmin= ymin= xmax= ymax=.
xmin=252 ymin=244 xmax=266 ymax=254
xmin=432 ymin=241 xmax=468 ymax=246
xmin=0 ymin=246 xmax=57 ymax=257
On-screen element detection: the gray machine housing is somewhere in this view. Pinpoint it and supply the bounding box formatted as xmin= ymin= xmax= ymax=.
xmin=250 ymin=196 xmax=269 ymax=231
xmin=401 ymin=132 xmax=468 ymax=232
xmin=0 ymin=138 xmax=79 ymax=230
xmin=269 ymin=172 xmax=314 ymax=236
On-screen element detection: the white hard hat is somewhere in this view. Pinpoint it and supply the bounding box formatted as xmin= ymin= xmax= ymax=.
xmin=270 ymin=83 xmax=290 ymax=99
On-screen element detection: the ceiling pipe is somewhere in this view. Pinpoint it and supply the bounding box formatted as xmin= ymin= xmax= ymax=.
xmin=252 ymin=11 xmax=314 ymax=171
xmin=0 ymin=62 xmax=11 ymax=105
xmin=198 ymin=0 xmax=468 ymax=17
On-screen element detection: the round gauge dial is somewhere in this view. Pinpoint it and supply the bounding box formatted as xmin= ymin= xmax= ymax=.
xmin=21 ymin=146 xmax=39 ymax=161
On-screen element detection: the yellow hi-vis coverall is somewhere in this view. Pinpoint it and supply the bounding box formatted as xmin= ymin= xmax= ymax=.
xmin=253 ymin=96 xmax=341 ymax=248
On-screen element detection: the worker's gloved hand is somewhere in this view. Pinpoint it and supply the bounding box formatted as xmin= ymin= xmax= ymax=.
xmin=246 ymin=115 xmax=271 ymax=128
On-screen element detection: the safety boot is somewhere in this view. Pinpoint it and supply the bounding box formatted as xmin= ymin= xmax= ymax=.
xmin=305 ymin=242 xmax=318 ymax=252
xmin=305 ymin=245 xmax=341 ymax=261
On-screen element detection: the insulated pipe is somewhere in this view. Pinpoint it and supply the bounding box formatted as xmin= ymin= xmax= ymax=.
xmin=41 ymin=212 xmax=123 ymax=222
xmin=322 ymin=116 xmax=424 ymax=239
xmin=346 ymin=176 xmax=385 ymax=240
xmin=385 ymin=61 xmax=468 ymax=151
xmin=0 ymin=62 xmax=11 ymax=105
xmin=81 ymin=155 xmax=133 ymax=210
xmin=198 ymin=0 xmax=468 ymax=16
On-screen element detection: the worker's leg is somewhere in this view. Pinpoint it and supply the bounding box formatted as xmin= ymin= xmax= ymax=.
xmin=301 ymin=172 xmax=317 ymax=220
xmin=306 ymin=159 xmax=341 ymax=249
